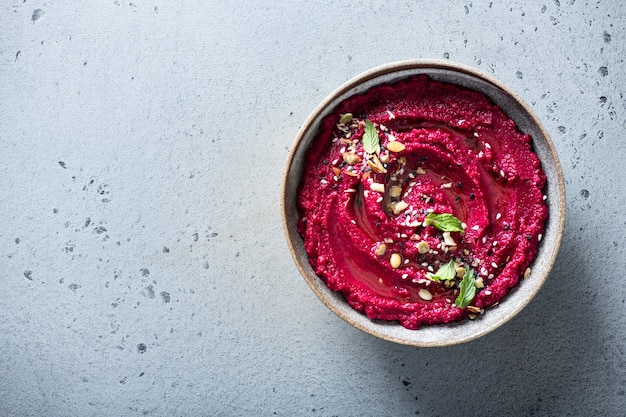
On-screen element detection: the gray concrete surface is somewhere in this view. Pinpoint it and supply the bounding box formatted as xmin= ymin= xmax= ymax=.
xmin=1 ymin=1 xmax=624 ymax=416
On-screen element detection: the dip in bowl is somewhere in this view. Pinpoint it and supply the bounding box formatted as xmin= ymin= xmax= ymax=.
xmin=282 ymin=60 xmax=565 ymax=347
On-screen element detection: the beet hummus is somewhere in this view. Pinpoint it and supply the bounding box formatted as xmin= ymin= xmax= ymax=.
xmin=297 ymin=75 xmax=548 ymax=330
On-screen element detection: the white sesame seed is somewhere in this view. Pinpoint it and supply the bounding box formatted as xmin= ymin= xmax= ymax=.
xmin=320 ymin=179 xmax=328 ymax=185
xmin=484 ymin=290 xmax=492 ymax=295
xmin=473 ymin=132 xmax=479 ymax=137
xmin=491 ymin=262 xmax=498 ymax=268
xmin=344 ymin=188 xmax=357 ymax=193
xmin=543 ymin=195 xmax=548 ymax=200
xmin=485 ymin=143 xmax=491 ymax=149
xmin=472 ymin=225 xmax=480 ymax=231
xmin=493 ymin=241 xmax=498 ymax=247
xmin=404 ymin=259 xmax=409 ymax=264
xmin=538 ymin=234 xmax=543 ymax=241
xmin=351 ymin=219 xmax=356 ymax=225
xmin=488 ymin=274 xmax=494 ymax=279
xmin=496 ymin=213 xmax=502 ymax=220
xmin=376 ymin=196 xmax=383 ymax=203
xmin=500 ymin=170 xmax=505 ymax=177
xmin=402 ymin=273 xmax=408 ymax=279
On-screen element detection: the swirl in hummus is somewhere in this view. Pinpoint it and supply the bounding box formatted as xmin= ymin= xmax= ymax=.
xmin=297 ymin=75 xmax=548 ymax=329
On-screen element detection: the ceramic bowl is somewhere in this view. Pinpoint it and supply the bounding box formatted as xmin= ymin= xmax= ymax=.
xmin=281 ymin=60 xmax=565 ymax=347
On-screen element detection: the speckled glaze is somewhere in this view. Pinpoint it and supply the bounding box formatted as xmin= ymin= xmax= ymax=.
xmin=282 ymin=60 xmax=566 ymax=347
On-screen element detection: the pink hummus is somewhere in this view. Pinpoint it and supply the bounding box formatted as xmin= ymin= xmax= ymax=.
xmin=297 ymin=75 xmax=548 ymax=330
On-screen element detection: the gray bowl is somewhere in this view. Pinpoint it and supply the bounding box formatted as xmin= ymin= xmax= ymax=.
xmin=281 ymin=60 xmax=565 ymax=347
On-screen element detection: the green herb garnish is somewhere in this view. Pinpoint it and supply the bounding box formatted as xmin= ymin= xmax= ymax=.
xmin=430 ymin=259 xmax=457 ymax=281
xmin=362 ymin=119 xmax=380 ymax=155
xmin=455 ymin=266 xmax=476 ymax=309
xmin=425 ymin=212 xmax=464 ymax=233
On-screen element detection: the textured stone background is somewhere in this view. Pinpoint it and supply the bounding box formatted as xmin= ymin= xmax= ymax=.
xmin=1 ymin=1 xmax=624 ymax=416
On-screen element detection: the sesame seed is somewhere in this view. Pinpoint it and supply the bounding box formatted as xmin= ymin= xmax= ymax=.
xmin=344 ymin=188 xmax=357 ymax=193
xmin=491 ymin=262 xmax=498 ymax=268
xmin=320 ymin=179 xmax=328 ymax=185
xmin=538 ymin=234 xmax=543 ymax=241
xmin=496 ymin=213 xmax=501 ymax=220
xmin=402 ymin=273 xmax=408 ymax=279
xmin=351 ymin=219 xmax=356 ymax=225
xmin=500 ymin=170 xmax=505 ymax=177
xmin=485 ymin=143 xmax=491 ymax=149
xmin=473 ymin=132 xmax=479 ymax=137
xmin=472 ymin=225 xmax=480 ymax=230
xmin=484 ymin=290 xmax=492 ymax=295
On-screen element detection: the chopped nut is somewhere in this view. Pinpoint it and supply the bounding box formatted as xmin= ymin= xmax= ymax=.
xmin=455 ymin=266 xmax=465 ymax=278
xmin=370 ymin=182 xmax=385 ymax=193
xmin=468 ymin=313 xmax=478 ymax=320
xmin=332 ymin=167 xmax=341 ymax=177
xmin=389 ymin=185 xmax=402 ymax=198
xmin=416 ymin=167 xmax=426 ymax=175
xmin=392 ymin=201 xmax=409 ymax=214
xmin=367 ymin=154 xmax=386 ymax=173
xmin=390 ymin=253 xmax=402 ymax=269
xmin=375 ymin=243 xmax=387 ymax=256
xmin=467 ymin=305 xmax=481 ymax=314
xmin=386 ymin=141 xmax=406 ymax=153
xmin=441 ymin=182 xmax=453 ymax=189
xmin=339 ymin=113 xmax=353 ymax=124
xmin=418 ymin=289 xmax=433 ymax=301
xmin=417 ymin=241 xmax=430 ymax=254
xmin=342 ymin=152 xmax=361 ymax=165
xmin=442 ymin=232 xmax=456 ymax=247
xmin=475 ymin=277 xmax=485 ymax=289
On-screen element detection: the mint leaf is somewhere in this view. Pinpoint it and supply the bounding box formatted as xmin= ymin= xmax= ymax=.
xmin=425 ymin=212 xmax=464 ymax=233
xmin=455 ymin=266 xmax=476 ymax=309
xmin=430 ymin=259 xmax=457 ymax=281
xmin=362 ymin=119 xmax=380 ymax=155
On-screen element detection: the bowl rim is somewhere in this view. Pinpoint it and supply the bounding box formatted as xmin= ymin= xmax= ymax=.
xmin=281 ymin=59 xmax=566 ymax=347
